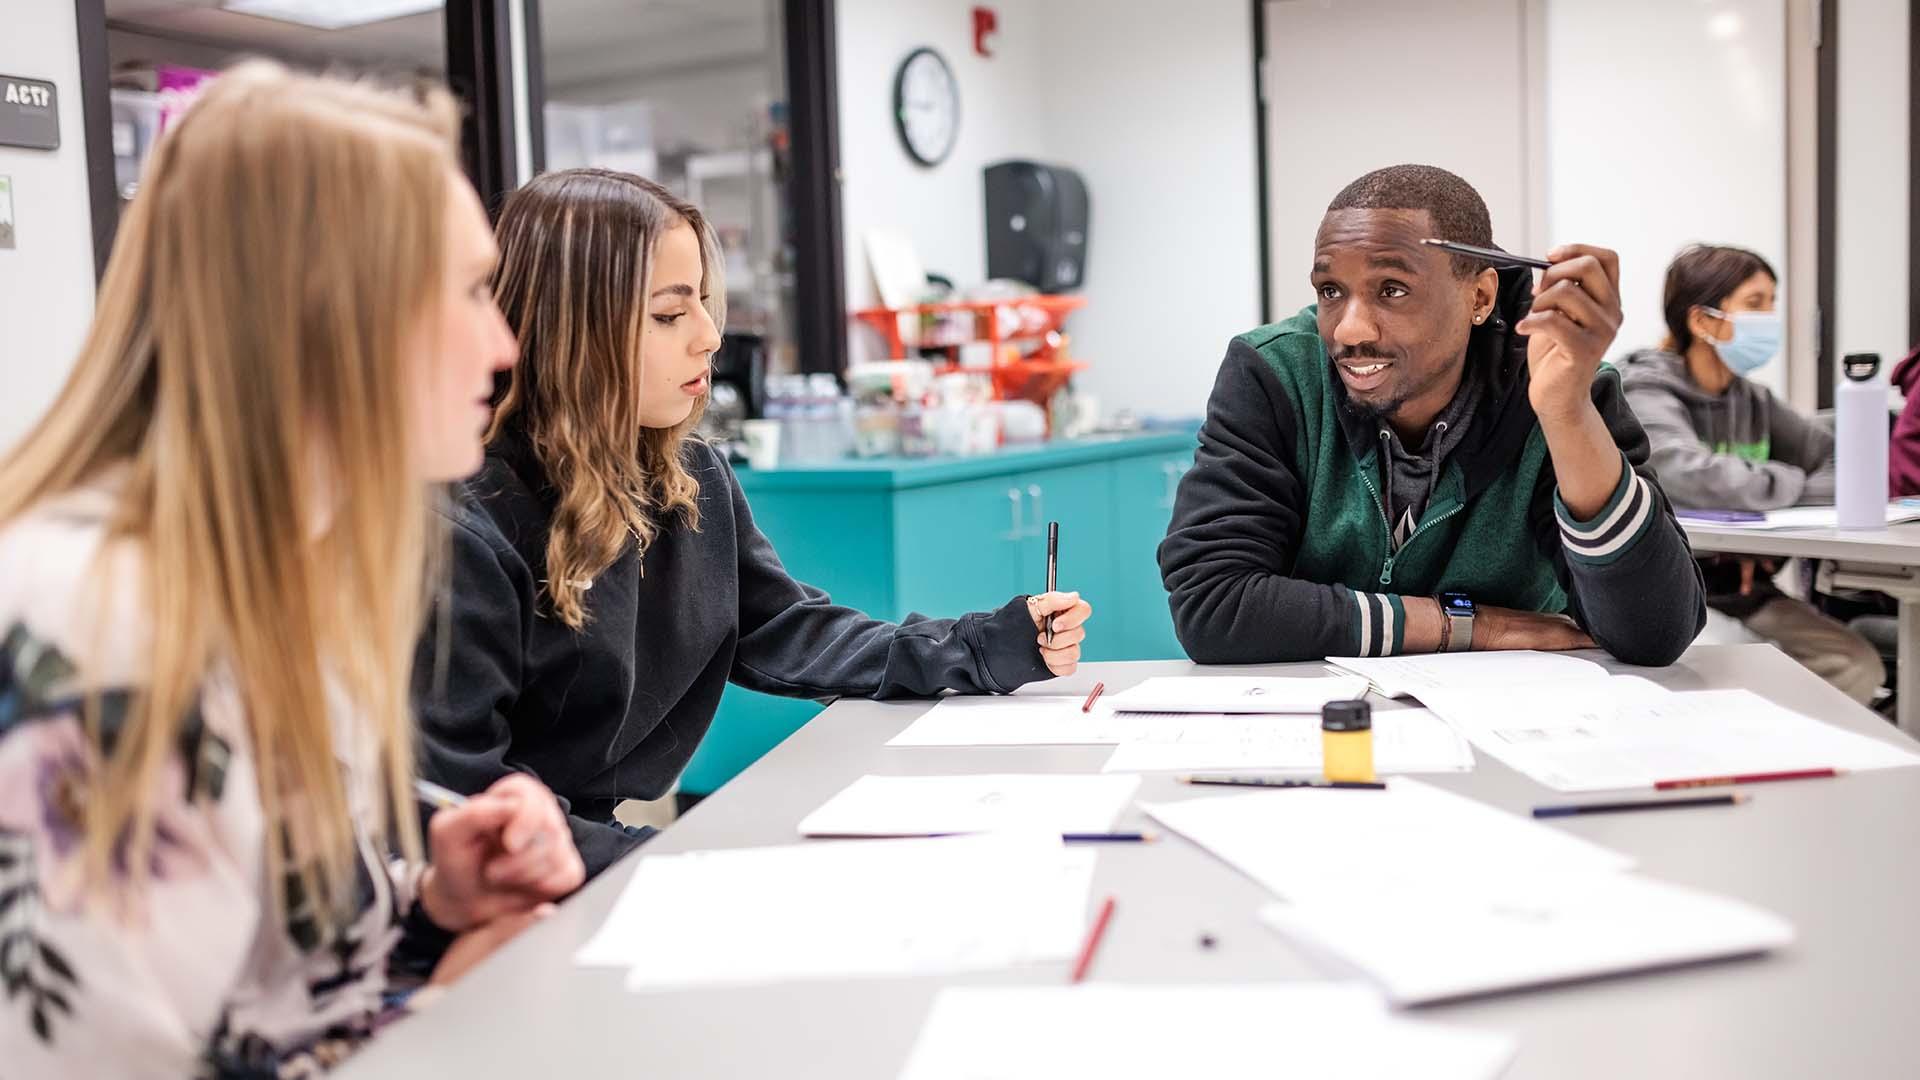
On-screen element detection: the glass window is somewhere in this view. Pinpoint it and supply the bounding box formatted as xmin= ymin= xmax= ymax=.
xmin=102 ymin=1 xmax=445 ymax=204
xmin=537 ymin=0 xmax=800 ymax=384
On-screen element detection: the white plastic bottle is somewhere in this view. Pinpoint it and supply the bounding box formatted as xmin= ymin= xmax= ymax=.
xmin=1835 ymin=353 xmax=1889 ymax=529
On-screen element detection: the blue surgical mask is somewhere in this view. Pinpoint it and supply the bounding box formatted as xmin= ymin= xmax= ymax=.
xmin=1701 ymin=308 xmax=1782 ymax=375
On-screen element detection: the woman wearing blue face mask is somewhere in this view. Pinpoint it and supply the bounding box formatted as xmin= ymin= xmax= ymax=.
xmin=1621 ymin=244 xmax=1883 ymax=704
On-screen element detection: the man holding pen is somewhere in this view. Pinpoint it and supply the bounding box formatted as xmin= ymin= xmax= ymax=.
xmin=1159 ymin=164 xmax=1704 ymax=664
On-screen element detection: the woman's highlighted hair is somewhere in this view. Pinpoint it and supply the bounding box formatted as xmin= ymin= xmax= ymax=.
xmin=488 ymin=168 xmax=725 ymax=629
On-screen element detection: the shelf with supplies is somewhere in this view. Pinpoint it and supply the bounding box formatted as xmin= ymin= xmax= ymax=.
xmin=850 ymin=295 xmax=1089 ymax=412
xmin=679 ymin=429 xmax=1199 ymax=794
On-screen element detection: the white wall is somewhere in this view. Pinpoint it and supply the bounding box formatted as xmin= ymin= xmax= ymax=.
xmin=1 ymin=4 xmax=96 ymax=455
xmin=836 ymin=0 xmax=1051 ymax=367
xmin=1263 ymin=0 xmax=1535 ymax=317
xmin=835 ymin=0 xmax=1261 ymax=416
xmin=1543 ymin=0 xmax=1789 ymax=397
xmin=1834 ymin=0 xmax=1911 ymax=372
xmin=1035 ymin=0 xmax=1259 ymax=419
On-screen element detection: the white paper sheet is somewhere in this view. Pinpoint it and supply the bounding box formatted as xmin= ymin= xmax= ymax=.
xmin=1099 ymin=708 xmax=1473 ymax=774
xmin=1423 ymin=686 xmax=1920 ymax=792
xmin=1684 ymin=502 xmax=1920 ymax=530
xmin=1327 ymin=651 xmax=1613 ymax=698
xmin=1141 ymin=778 xmax=1632 ymax=904
xmin=1103 ymin=674 xmax=1369 ymax=714
xmin=575 ymin=832 xmax=1096 ymax=990
xmin=897 ymin=984 xmax=1517 ymax=1080
xmin=1260 ymin=872 xmax=1795 ymax=1004
xmin=886 ymin=695 xmax=1122 ymax=747
xmin=886 ymin=695 xmax=1356 ymax=748
xmin=796 ymin=774 xmax=1140 ymax=837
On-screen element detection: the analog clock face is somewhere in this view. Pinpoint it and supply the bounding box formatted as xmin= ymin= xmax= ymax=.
xmin=894 ymin=48 xmax=959 ymax=167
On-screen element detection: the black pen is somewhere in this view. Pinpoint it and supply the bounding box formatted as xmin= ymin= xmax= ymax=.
xmin=1420 ymin=238 xmax=1551 ymax=270
xmin=1533 ymin=793 xmax=1746 ymax=818
xmin=1044 ymin=520 xmax=1059 ymax=644
xmin=1178 ymin=776 xmax=1386 ymax=790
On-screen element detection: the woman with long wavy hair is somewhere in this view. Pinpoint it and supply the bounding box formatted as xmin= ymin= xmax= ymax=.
xmin=414 ymin=168 xmax=1093 ymax=876
xmin=0 ymin=63 xmax=582 ymax=1077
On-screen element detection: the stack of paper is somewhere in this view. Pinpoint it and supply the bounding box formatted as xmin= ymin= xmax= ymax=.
xmin=1260 ymin=873 xmax=1795 ymax=1005
xmin=575 ymin=832 xmax=1095 ymax=990
xmin=1328 ymin=651 xmax=1614 ymax=699
xmin=796 ymin=774 xmax=1139 ymax=837
xmin=1103 ymin=674 xmax=1368 ymax=713
xmin=1142 ymin=779 xmax=1633 ymax=902
xmin=1099 ymin=708 xmax=1474 ymax=774
xmin=1421 ymin=685 xmax=1920 ymax=792
xmin=897 ymin=984 xmax=1516 ymax=1080
xmin=1143 ymin=779 xmax=1793 ymax=1002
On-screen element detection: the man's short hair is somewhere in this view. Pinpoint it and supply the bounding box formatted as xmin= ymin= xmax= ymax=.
xmin=1326 ymin=164 xmax=1493 ymax=278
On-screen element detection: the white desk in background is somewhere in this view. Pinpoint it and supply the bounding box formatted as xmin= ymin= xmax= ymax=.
xmin=337 ymin=646 xmax=1920 ymax=1080
xmin=1683 ymin=519 xmax=1920 ymax=733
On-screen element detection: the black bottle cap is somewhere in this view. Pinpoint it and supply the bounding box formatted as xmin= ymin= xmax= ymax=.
xmin=1844 ymin=353 xmax=1881 ymax=381
xmin=1322 ymin=698 xmax=1372 ymax=732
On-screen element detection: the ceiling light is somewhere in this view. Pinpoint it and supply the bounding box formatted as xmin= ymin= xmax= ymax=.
xmin=222 ymin=0 xmax=445 ymax=31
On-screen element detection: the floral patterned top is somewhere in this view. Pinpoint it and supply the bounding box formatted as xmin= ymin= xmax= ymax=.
xmin=0 ymin=478 xmax=422 ymax=1078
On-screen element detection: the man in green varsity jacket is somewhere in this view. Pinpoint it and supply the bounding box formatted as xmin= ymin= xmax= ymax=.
xmin=1159 ymin=164 xmax=1705 ymax=664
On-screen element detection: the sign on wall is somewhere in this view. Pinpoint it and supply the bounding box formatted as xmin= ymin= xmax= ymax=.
xmin=0 ymin=75 xmax=59 ymax=151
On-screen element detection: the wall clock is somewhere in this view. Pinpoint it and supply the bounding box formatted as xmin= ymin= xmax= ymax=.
xmin=893 ymin=47 xmax=959 ymax=167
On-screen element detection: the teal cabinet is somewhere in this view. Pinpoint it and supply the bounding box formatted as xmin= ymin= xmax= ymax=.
xmin=894 ymin=473 xmax=1026 ymax=616
xmin=1109 ymin=449 xmax=1194 ymax=660
xmin=678 ymin=430 xmax=1199 ymax=795
xmin=1011 ymin=461 xmax=1116 ymax=654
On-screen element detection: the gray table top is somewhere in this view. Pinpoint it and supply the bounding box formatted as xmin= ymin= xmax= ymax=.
xmin=340 ymin=645 xmax=1920 ymax=1080
xmin=1684 ymin=519 xmax=1920 ymax=565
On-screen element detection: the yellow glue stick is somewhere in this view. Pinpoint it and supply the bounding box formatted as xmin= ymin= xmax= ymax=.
xmin=1321 ymin=699 xmax=1375 ymax=783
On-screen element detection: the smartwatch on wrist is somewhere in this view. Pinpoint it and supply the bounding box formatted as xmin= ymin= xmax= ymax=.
xmin=1438 ymin=592 xmax=1475 ymax=653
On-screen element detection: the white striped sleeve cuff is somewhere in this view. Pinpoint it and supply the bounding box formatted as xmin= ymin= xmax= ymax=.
xmin=1556 ymin=454 xmax=1656 ymax=567
xmin=1348 ymin=590 xmax=1408 ymax=656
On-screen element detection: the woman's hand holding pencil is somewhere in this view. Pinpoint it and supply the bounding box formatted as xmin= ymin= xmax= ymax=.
xmin=418 ymin=773 xmax=585 ymax=933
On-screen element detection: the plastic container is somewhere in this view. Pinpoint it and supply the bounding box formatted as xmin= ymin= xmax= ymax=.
xmin=1321 ymin=699 xmax=1375 ymax=783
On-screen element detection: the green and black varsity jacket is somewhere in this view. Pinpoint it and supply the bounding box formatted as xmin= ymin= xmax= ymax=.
xmin=1158 ymin=269 xmax=1705 ymax=666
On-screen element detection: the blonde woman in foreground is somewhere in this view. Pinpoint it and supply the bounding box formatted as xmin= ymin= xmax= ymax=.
xmin=0 ymin=63 xmax=582 ymax=1078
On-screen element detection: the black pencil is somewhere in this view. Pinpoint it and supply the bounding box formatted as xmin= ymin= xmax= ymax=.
xmin=1533 ymin=793 xmax=1746 ymax=818
xmin=1420 ymin=238 xmax=1552 ymax=270
xmin=1178 ymin=776 xmax=1386 ymax=790
xmin=1044 ymin=520 xmax=1059 ymax=644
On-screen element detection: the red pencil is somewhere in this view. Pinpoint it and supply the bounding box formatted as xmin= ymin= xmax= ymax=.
xmin=1070 ymin=896 xmax=1116 ymax=984
xmin=1081 ymin=682 xmax=1106 ymax=713
xmin=1655 ymin=767 xmax=1842 ymax=791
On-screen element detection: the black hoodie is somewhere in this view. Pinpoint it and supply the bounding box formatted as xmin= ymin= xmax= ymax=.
xmin=412 ymin=425 xmax=1056 ymax=877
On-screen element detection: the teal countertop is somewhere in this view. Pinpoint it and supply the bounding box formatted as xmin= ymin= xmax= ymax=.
xmin=735 ymin=429 xmax=1200 ymax=492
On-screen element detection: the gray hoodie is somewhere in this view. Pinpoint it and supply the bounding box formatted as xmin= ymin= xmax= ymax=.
xmin=1618 ymin=349 xmax=1835 ymax=510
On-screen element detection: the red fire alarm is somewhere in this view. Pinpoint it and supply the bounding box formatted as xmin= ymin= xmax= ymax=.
xmin=973 ymin=6 xmax=998 ymax=57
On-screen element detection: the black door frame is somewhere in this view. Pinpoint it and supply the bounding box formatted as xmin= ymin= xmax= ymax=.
xmin=1817 ymin=0 xmax=1839 ymax=407
xmin=446 ymin=0 xmax=523 ymax=215
xmin=1250 ymin=0 xmax=1272 ymax=325
xmin=74 ymin=0 xmax=117 ymax=280
xmin=783 ymin=0 xmax=847 ymax=374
